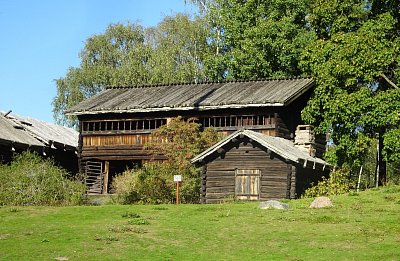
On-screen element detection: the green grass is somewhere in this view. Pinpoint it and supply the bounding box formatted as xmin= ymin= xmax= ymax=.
xmin=1 ymin=187 xmax=400 ymax=260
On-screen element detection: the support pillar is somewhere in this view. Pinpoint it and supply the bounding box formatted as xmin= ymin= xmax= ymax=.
xmin=103 ymin=161 xmax=109 ymax=194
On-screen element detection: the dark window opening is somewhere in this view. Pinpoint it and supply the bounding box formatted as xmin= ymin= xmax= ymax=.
xmin=198 ymin=115 xmax=273 ymax=129
xmin=82 ymin=118 xmax=167 ymax=134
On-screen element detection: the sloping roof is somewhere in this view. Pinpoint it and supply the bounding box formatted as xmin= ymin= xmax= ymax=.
xmin=66 ymin=77 xmax=314 ymax=116
xmin=0 ymin=114 xmax=43 ymax=148
xmin=0 ymin=113 xmax=78 ymax=151
xmin=191 ymin=129 xmax=330 ymax=169
xmin=9 ymin=114 xmax=78 ymax=150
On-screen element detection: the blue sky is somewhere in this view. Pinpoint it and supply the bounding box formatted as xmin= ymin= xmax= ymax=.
xmin=0 ymin=0 xmax=196 ymax=123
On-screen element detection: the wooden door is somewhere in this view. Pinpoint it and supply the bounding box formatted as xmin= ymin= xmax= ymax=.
xmin=235 ymin=169 xmax=261 ymax=200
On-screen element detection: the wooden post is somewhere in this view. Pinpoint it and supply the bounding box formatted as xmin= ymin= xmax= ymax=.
xmin=176 ymin=182 xmax=180 ymax=205
xmin=174 ymin=175 xmax=182 ymax=205
xmin=103 ymin=161 xmax=109 ymax=194
xmin=290 ymin=165 xmax=297 ymax=199
xmin=378 ymin=133 xmax=386 ymax=186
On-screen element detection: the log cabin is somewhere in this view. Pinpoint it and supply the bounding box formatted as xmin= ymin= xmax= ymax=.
xmin=191 ymin=129 xmax=330 ymax=203
xmin=0 ymin=112 xmax=78 ymax=173
xmin=66 ymin=77 xmax=326 ymax=195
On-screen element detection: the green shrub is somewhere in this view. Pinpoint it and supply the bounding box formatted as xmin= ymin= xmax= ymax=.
xmin=112 ymin=163 xmax=172 ymax=204
xmin=303 ymin=168 xmax=354 ymax=198
xmin=0 ymin=151 xmax=85 ymax=206
xmin=112 ymin=162 xmax=201 ymax=204
xmin=112 ymin=117 xmax=219 ymax=205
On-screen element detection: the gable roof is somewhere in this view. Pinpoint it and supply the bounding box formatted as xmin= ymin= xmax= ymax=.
xmin=0 ymin=113 xmax=78 ymax=151
xmin=191 ymin=129 xmax=330 ymax=170
xmin=66 ymin=77 xmax=314 ymax=116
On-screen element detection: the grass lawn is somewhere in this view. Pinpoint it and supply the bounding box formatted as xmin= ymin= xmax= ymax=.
xmin=1 ymin=186 xmax=400 ymax=261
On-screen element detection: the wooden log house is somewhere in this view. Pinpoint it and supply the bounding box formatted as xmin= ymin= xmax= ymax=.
xmin=191 ymin=129 xmax=330 ymax=203
xmin=66 ymin=77 xmax=323 ymax=195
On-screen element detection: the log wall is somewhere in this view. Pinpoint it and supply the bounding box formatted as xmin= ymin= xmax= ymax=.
xmin=78 ymin=110 xmax=293 ymax=163
xmin=203 ymin=142 xmax=291 ymax=203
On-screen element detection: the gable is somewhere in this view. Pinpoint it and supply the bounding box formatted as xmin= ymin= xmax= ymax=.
xmin=192 ymin=129 xmax=330 ymax=170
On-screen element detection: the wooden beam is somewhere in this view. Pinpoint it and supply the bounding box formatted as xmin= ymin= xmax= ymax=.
xmin=103 ymin=161 xmax=109 ymax=194
xmin=290 ymin=165 xmax=297 ymax=199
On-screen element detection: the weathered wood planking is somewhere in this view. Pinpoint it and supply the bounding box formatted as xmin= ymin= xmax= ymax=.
xmin=76 ymin=105 xmax=301 ymax=172
xmin=204 ymin=143 xmax=290 ymax=203
xmin=83 ymin=133 xmax=154 ymax=146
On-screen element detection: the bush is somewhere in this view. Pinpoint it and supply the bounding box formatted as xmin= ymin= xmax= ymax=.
xmin=112 ymin=162 xmax=201 ymax=204
xmin=112 ymin=117 xmax=219 ymax=205
xmin=0 ymin=151 xmax=86 ymax=206
xmin=303 ymin=168 xmax=354 ymax=198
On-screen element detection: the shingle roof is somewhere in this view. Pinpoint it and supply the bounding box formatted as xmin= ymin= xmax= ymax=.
xmin=66 ymin=77 xmax=314 ymax=116
xmin=0 ymin=113 xmax=78 ymax=151
xmin=191 ymin=129 xmax=330 ymax=169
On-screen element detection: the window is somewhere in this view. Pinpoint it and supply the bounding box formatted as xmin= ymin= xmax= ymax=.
xmin=235 ymin=169 xmax=261 ymax=200
xmin=82 ymin=119 xmax=167 ymax=134
xmin=198 ymin=115 xmax=273 ymax=129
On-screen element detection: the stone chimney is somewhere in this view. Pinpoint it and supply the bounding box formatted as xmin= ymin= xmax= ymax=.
xmin=294 ymin=125 xmax=326 ymax=158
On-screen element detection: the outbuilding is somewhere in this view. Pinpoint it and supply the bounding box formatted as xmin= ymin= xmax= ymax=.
xmin=191 ymin=129 xmax=331 ymax=203
xmin=0 ymin=112 xmax=79 ymax=173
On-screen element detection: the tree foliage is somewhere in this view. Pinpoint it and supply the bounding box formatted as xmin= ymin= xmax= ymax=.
xmin=53 ymin=23 xmax=150 ymax=127
xmin=146 ymin=14 xmax=210 ymax=84
xmin=149 ymin=116 xmax=219 ymax=170
xmin=53 ymin=14 xmax=209 ymax=127
xmin=303 ymin=167 xmax=354 ymax=198
xmin=112 ymin=117 xmax=219 ymax=204
xmin=301 ymin=0 xmax=400 ymax=172
xmin=203 ymin=0 xmax=313 ymax=79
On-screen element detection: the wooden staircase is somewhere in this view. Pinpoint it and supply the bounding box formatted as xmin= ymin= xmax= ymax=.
xmin=84 ymin=161 xmax=104 ymax=194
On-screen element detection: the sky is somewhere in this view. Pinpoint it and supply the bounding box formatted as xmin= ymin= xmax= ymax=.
xmin=0 ymin=0 xmax=197 ymax=123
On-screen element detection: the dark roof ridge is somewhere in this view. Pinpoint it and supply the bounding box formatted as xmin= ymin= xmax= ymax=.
xmin=105 ymin=76 xmax=312 ymax=90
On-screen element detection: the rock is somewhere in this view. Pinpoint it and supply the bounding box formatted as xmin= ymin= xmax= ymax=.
xmin=259 ymin=200 xmax=289 ymax=210
xmin=309 ymin=196 xmax=333 ymax=208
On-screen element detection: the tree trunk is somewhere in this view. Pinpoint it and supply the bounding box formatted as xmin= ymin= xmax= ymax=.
xmin=378 ymin=132 xmax=387 ymax=186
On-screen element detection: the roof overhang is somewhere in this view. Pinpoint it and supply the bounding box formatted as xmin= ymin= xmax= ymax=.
xmin=66 ymin=102 xmax=286 ymax=116
xmin=66 ymin=78 xmax=315 ymax=116
xmin=191 ymin=129 xmax=331 ymax=171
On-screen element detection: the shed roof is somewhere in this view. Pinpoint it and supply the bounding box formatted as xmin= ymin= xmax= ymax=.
xmin=66 ymin=77 xmax=314 ymax=116
xmin=0 ymin=113 xmax=78 ymax=151
xmin=191 ymin=129 xmax=330 ymax=169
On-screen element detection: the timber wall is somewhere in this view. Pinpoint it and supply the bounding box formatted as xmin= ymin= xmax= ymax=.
xmin=78 ymin=110 xmax=294 ymax=162
xmin=202 ymin=142 xmax=291 ymax=203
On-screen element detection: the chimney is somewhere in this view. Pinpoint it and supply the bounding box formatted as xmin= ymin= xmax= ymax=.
xmin=294 ymin=125 xmax=326 ymax=158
